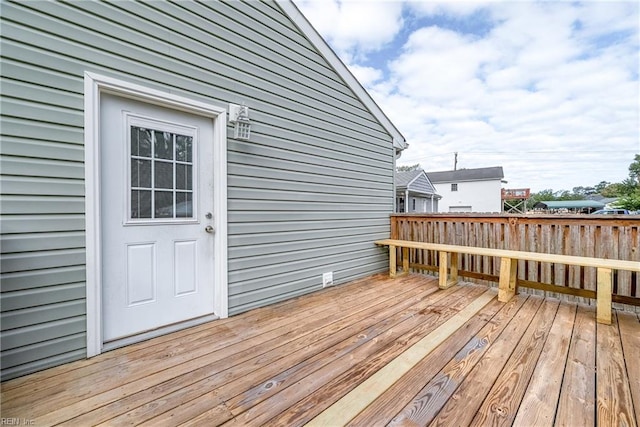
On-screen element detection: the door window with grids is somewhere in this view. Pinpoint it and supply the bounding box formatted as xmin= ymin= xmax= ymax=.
xmin=128 ymin=118 xmax=197 ymax=221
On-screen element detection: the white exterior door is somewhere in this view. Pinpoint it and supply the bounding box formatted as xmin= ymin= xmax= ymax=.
xmin=100 ymin=93 xmax=216 ymax=343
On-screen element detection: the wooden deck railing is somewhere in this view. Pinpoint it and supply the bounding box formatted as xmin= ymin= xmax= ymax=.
xmin=389 ymin=214 xmax=640 ymax=307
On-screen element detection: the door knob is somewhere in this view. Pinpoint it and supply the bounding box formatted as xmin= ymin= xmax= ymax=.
xmin=205 ymin=225 xmax=214 ymax=233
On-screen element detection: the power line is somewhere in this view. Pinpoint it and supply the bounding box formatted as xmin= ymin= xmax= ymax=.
xmin=422 ymin=149 xmax=637 ymax=157
xmin=403 ymin=151 xmax=637 ymax=165
xmin=404 ymin=158 xmax=631 ymax=166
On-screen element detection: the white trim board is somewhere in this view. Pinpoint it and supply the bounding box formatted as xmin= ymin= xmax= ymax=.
xmin=84 ymin=72 xmax=229 ymax=357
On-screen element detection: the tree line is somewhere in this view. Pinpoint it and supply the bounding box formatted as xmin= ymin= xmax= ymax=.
xmin=528 ymin=155 xmax=640 ymax=210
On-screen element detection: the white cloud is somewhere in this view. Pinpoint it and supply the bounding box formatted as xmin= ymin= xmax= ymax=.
xmin=295 ymin=0 xmax=639 ymax=191
xmin=408 ymin=0 xmax=493 ymax=18
xmin=295 ymin=0 xmax=404 ymax=57
xmin=576 ymin=1 xmax=640 ymax=39
xmin=390 ymin=26 xmax=493 ymax=102
xmin=347 ymin=64 xmax=385 ymax=86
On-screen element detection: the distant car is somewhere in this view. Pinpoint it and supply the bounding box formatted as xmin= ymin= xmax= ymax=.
xmin=591 ymin=209 xmax=630 ymax=215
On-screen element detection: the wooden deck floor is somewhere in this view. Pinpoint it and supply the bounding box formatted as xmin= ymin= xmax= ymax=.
xmin=2 ymin=273 xmax=639 ymax=426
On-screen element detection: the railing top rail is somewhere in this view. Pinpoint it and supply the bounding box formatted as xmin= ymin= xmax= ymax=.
xmin=390 ymin=213 xmax=640 ymax=225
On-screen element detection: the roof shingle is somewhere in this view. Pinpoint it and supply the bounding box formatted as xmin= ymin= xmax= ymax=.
xmin=427 ymin=166 xmax=504 ymax=183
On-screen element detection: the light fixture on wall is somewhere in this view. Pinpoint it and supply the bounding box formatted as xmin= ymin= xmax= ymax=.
xmin=229 ymin=103 xmax=251 ymax=140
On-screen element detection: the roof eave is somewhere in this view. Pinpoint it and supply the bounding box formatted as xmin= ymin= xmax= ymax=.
xmin=430 ymin=177 xmax=503 ymax=184
xmin=277 ymin=0 xmax=407 ymax=151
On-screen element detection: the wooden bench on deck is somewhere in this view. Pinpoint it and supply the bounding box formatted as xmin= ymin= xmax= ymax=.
xmin=375 ymin=239 xmax=640 ymax=325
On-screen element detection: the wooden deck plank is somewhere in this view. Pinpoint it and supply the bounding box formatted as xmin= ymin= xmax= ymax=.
xmin=382 ymin=294 xmax=529 ymax=427
xmin=428 ymin=295 xmax=545 ymax=427
xmin=180 ymin=400 xmax=240 ymax=427
xmin=93 ymin=280 xmax=453 ymax=426
xmin=469 ymin=298 xmax=560 ymax=426
xmin=512 ymin=302 xmax=577 ymax=426
xmin=0 ymin=273 xmax=403 ymax=406
xmin=272 ymin=292 xmax=506 ymax=427
xmin=305 ymin=289 xmax=496 ymax=427
xmin=596 ymin=310 xmax=637 ymax=426
xmin=14 ymin=275 xmax=430 ymax=423
xmin=136 ymin=390 xmax=234 ymax=427
xmin=347 ymin=297 xmax=506 ymax=425
xmin=555 ymin=304 xmax=596 ymax=427
xmin=219 ymin=287 xmax=466 ymax=411
xmin=55 ymin=277 xmax=441 ymax=426
xmin=1 ymin=273 xmax=386 ymax=395
xmin=618 ymin=311 xmax=640 ymax=424
xmin=1 ymin=272 xmax=638 ymax=427
xmin=218 ymin=286 xmax=489 ymax=426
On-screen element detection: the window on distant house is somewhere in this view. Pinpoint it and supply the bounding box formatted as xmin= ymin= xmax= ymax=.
xmin=451 ymin=183 xmax=458 ymax=192
xmin=412 ymin=199 xmax=416 ymax=211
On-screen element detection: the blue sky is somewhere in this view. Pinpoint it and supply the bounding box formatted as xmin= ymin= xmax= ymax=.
xmin=294 ymin=0 xmax=640 ymax=192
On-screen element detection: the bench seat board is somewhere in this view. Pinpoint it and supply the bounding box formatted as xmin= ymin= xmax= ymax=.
xmin=375 ymin=239 xmax=640 ymax=325
xmin=374 ymin=239 xmax=640 ymax=271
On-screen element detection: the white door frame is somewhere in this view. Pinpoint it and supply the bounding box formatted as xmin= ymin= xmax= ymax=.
xmin=84 ymin=72 xmax=228 ymax=357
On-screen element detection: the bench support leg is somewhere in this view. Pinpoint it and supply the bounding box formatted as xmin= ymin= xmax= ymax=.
xmin=439 ymin=252 xmax=459 ymax=289
xmin=498 ymin=257 xmax=518 ymax=302
xmin=402 ymin=247 xmax=410 ymax=276
xmin=450 ymin=252 xmax=459 ymax=284
xmin=596 ymin=267 xmax=612 ymax=325
xmin=389 ymin=245 xmax=397 ymax=278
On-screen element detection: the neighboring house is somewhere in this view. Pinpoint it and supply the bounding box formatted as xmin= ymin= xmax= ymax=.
xmin=427 ymin=166 xmax=505 ymax=213
xmin=0 ymin=1 xmax=406 ymax=380
xmin=396 ymin=169 xmax=441 ymax=213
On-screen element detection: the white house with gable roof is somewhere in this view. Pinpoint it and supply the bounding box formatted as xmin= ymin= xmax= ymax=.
xmin=427 ymin=166 xmax=505 ymax=213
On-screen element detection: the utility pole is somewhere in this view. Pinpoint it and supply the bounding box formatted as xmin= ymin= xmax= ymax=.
xmin=454 ymin=152 xmax=458 ymax=171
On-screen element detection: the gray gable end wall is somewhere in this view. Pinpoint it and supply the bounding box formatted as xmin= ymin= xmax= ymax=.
xmin=0 ymin=0 xmax=397 ymax=380
xmin=396 ymin=170 xmax=437 ymax=195
xmin=409 ymin=173 xmax=437 ymax=195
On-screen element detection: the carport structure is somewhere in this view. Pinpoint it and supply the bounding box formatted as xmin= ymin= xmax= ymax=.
xmin=534 ymin=200 xmax=605 ymax=214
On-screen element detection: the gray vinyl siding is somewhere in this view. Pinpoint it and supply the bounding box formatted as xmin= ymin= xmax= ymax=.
xmin=410 ymin=174 xmax=437 ymax=195
xmin=0 ymin=0 xmax=395 ymax=380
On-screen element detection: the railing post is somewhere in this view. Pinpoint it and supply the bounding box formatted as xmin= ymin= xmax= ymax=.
xmin=508 ymin=217 xmax=519 ymax=251
xmin=596 ymin=267 xmax=612 ymax=325
xmin=390 ymin=215 xmax=399 ymax=240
